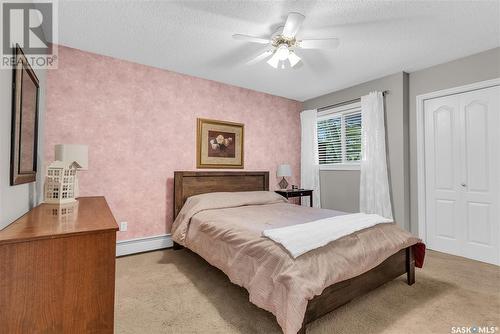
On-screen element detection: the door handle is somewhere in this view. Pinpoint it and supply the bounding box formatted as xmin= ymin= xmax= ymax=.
xmin=461 ymin=183 xmax=467 ymax=187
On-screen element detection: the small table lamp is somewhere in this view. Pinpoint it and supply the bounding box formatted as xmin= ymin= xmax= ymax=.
xmin=55 ymin=144 xmax=88 ymax=170
xmin=277 ymin=164 xmax=292 ymax=189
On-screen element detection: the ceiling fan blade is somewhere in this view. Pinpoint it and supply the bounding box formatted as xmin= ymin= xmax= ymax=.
xmin=232 ymin=34 xmax=271 ymax=44
xmin=298 ymin=38 xmax=340 ymax=49
xmin=282 ymin=12 xmax=305 ymax=38
xmin=246 ymin=50 xmax=273 ymax=65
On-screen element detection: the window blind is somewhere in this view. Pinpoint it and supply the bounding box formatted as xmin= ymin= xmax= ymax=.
xmin=317 ymin=111 xmax=362 ymax=165
xmin=345 ymin=112 xmax=362 ymax=162
xmin=318 ymin=116 xmax=342 ymax=164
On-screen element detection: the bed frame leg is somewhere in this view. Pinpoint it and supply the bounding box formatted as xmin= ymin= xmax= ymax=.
xmin=406 ymin=247 xmax=415 ymax=286
xmin=173 ymin=242 xmax=183 ymax=250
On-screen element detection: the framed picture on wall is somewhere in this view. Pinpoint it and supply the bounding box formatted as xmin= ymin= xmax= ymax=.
xmin=197 ymin=118 xmax=244 ymax=169
xmin=10 ymin=44 xmax=40 ymax=185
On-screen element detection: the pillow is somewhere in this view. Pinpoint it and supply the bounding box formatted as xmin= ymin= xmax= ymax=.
xmin=171 ymin=191 xmax=287 ymax=244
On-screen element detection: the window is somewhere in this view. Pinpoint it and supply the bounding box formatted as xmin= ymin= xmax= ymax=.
xmin=317 ymin=102 xmax=362 ymax=170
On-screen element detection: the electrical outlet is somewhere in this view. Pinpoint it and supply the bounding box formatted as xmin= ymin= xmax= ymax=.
xmin=120 ymin=221 xmax=128 ymax=232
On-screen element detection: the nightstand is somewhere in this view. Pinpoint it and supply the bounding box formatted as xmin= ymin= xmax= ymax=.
xmin=275 ymin=189 xmax=313 ymax=207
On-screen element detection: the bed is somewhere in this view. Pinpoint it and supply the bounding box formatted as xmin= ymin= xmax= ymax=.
xmin=171 ymin=171 xmax=424 ymax=334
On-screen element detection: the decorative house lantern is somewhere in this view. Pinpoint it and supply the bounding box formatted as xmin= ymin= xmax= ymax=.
xmin=44 ymin=161 xmax=81 ymax=204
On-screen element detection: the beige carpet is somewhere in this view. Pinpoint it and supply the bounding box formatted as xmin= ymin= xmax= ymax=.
xmin=115 ymin=249 xmax=500 ymax=334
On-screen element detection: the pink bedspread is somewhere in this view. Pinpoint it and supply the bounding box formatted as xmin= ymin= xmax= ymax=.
xmin=171 ymin=192 xmax=422 ymax=334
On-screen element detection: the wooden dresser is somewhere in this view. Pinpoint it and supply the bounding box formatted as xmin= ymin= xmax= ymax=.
xmin=0 ymin=197 xmax=118 ymax=333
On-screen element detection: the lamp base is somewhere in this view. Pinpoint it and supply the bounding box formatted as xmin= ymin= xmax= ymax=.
xmin=278 ymin=177 xmax=289 ymax=190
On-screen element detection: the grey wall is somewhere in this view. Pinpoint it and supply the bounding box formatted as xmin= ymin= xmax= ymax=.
xmin=319 ymin=171 xmax=360 ymax=213
xmin=0 ymin=67 xmax=46 ymax=230
xmin=304 ymin=47 xmax=500 ymax=234
xmin=304 ymin=72 xmax=410 ymax=230
xmin=408 ymin=47 xmax=500 ymax=234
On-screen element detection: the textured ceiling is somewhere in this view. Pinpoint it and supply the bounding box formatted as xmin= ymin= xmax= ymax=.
xmin=50 ymin=0 xmax=500 ymax=101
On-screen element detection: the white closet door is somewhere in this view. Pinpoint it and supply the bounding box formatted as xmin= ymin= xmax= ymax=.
xmin=459 ymin=86 xmax=499 ymax=264
xmin=424 ymin=95 xmax=462 ymax=256
xmin=424 ymin=85 xmax=499 ymax=265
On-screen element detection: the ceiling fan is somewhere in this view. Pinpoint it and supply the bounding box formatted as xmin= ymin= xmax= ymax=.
xmin=232 ymin=12 xmax=340 ymax=69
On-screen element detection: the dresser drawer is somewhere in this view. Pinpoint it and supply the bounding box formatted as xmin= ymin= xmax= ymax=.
xmin=296 ymin=191 xmax=310 ymax=197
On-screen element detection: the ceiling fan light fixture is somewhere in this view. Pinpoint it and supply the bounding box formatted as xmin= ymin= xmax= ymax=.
xmin=288 ymin=51 xmax=301 ymax=67
xmin=267 ymin=51 xmax=280 ymax=68
xmin=276 ymin=44 xmax=290 ymax=61
xmin=234 ymin=12 xmax=340 ymax=69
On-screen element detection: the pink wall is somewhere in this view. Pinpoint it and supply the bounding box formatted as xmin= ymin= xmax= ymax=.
xmin=45 ymin=45 xmax=302 ymax=240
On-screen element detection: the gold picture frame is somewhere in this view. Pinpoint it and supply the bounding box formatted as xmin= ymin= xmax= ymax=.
xmin=196 ymin=118 xmax=244 ymax=169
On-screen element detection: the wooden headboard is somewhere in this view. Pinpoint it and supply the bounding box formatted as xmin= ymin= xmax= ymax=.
xmin=173 ymin=171 xmax=269 ymax=219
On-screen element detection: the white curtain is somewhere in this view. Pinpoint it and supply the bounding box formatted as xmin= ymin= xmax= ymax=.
xmin=300 ymin=110 xmax=321 ymax=208
xmin=360 ymin=92 xmax=393 ymax=219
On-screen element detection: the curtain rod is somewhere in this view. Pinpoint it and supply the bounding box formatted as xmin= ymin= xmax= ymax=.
xmin=317 ymin=90 xmax=389 ymax=112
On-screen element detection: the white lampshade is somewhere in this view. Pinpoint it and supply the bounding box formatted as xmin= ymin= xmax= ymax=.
xmin=55 ymin=144 xmax=88 ymax=170
xmin=277 ymin=164 xmax=292 ymax=177
xmin=288 ymin=51 xmax=301 ymax=67
xmin=267 ymin=52 xmax=280 ymax=68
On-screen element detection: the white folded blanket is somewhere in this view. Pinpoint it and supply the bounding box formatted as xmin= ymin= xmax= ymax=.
xmin=262 ymin=213 xmax=393 ymax=258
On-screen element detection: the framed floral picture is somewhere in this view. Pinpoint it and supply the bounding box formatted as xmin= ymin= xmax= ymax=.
xmin=197 ymin=118 xmax=244 ymax=169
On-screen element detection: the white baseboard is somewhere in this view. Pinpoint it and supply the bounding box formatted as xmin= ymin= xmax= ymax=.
xmin=116 ymin=234 xmax=173 ymax=257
